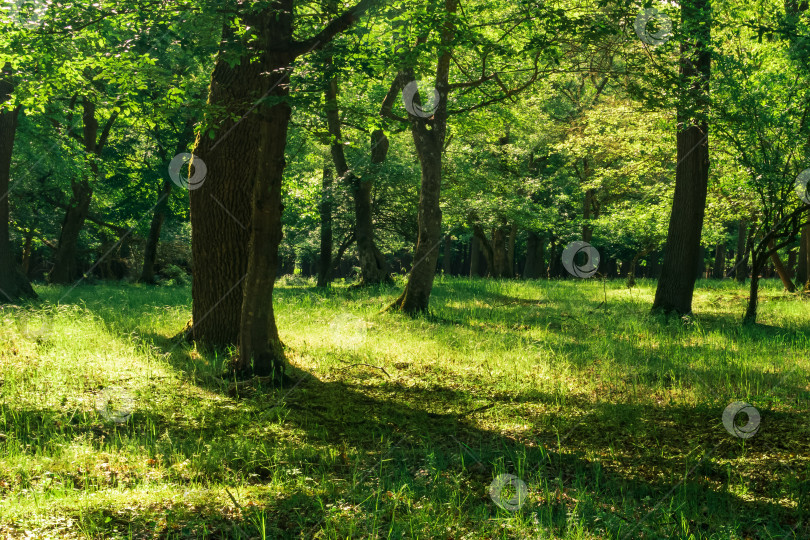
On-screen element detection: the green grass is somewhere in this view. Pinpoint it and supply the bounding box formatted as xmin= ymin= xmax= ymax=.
xmin=0 ymin=276 xmax=808 ymax=539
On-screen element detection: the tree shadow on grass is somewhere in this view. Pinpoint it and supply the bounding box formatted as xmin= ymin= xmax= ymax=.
xmin=2 ymin=358 xmax=807 ymax=538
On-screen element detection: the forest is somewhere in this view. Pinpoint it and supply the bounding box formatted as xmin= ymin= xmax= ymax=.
xmin=0 ymin=0 xmax=809 ymax=538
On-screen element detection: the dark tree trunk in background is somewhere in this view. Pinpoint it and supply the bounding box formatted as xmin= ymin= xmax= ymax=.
xmin=796 ymin=224 xmax=809 ymax=289
xmin=317 ymin=167 xmax=334 ymax=287
xmin=324 ymin=60 xmax=391 ymax=287
xmin=50 ymin=99 xmax=117 ymax=284
xmin=353 ymin=129 xmax=392 ymax=285
xmin=443 ymin=234 xmax=452 ymax=275
xmin=523 ymin=231 xmax=544 ymax=279
xmin=652 ymin=0 xmax=711 ymax=315
xmin=470 ymin=236 xmax=482 ymax=277
xmin=0 ymin=74 xmax=35 ymax=302
xmin=694 ymin=245 xmax=706 ymax=279
xmin=769 ymin=239 xmax=796 ymax=292
xmin=735 ymin=219 xmax=748 ymax=282
xmin=507 ymin=224 xmax=516 ymax=277
xmin=712 ymin=242 xmax=726 ymax=278
xmin=647 ymin=251 xmax=661 ymax=278
xmin=492 ymin=227 xmax=509 ymax=278
xmin=583 ymin=185 xmax=595 ymax=242
xmin=141 ymin=121 xmax=194 ymax=284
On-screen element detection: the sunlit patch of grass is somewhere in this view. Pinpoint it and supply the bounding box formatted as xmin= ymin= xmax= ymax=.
xmin=0 ymin=277 xmax=808 ymax=538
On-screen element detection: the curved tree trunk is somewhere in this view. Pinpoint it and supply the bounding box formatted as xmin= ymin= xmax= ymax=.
xmin=652 ymin=0 xmax=711 ymax=315
xmin=768 ymin=239 xmax=796 ymax=292
xmin=0 ymin=74 xmax=35 ymax=302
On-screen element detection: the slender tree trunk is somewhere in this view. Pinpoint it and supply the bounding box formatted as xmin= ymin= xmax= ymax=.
xmin=492 ymin=227 xmax=509 ymax=278
xmin=443 ymin=234 xmax=452 ymax=275
xmin=0 ymin=74 xmax=35 ymax=302
xmin=744 ymin=251 xmax=767 ymax=324
xmin=796 ymin=223 xmax=809 ymax=289
xmin=388 ymin=0 xmax=457 ymax=314
xmin=583 ymin=186 xmax=594 ymax=243
xmin=652 ymin=0 xmax=711 ymax=315
xmin=21 ymin=230 xmax=33 ymax=275
xmin=768 ymin=239 xmax=796 ymax=292
xmin=507 ymin=223 xmax=516 ymax=277
xmin=140 ymin=121 xmax=195 ymax=284
xmin=317 ymin=167 xmax=334 ymax=287
xmin=324 ymin=66 xmax=391 ymax=287
xmin=735 ymin=219 xmax=748 ymax=282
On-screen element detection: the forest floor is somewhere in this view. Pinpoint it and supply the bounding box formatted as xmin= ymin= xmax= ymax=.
xmin=0 ymin=276 xmax=808 ymax=539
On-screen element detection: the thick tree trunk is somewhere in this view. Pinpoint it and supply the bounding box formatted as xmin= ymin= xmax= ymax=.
xmin=652 ymin=0 xmax=711 ymax=315
xmin=0 ymin=75 xmax=35 ymax=302
xmin=768 ymin=239 xmax=796 ymax=292
xmin=492 ymin=227 xmax=509 ymax=278
xmin=189 ymin=24 xmax=263 ymax=346
xmin=523 ymin=231 xmax=544 ymax=279
xmin=237 ymin=85 xmax=290 ymax=379
xmin=317 ymin=166 xmax=334 ymax=287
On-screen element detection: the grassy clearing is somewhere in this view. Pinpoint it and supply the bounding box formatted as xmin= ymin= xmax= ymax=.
xmin=0 ymin=277 xmax=808 ymax=539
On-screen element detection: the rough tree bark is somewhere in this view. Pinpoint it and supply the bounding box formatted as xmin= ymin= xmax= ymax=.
xmin=0 ymin=73 xmax=35 ymax=302
xmin=652 ymin=0 xmax=711 ymax=315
